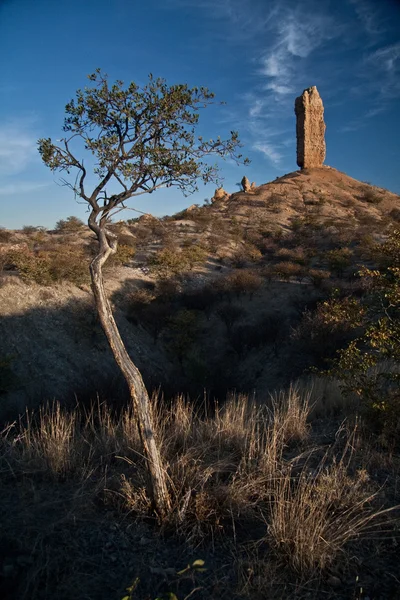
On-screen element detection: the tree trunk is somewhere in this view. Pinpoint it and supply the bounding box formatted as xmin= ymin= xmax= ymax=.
xmin=90 ymin=251 xmax=171 ymax=520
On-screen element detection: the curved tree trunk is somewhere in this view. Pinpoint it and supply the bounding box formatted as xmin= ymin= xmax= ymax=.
xmin=90 ymin=242 xmax=171 ymax=520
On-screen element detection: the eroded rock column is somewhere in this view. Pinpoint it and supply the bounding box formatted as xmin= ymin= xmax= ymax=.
xmin=295 ymin=86 xmax=326 ymax=169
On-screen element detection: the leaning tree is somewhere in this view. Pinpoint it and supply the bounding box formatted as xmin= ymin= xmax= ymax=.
xmin=38 ymin=69 xmax=246 ymax=519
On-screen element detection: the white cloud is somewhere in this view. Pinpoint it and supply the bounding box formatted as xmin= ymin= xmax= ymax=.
xmin=0 ymin=118 xmax=39 ymax=175
xmin=0 ymin=182 xmax=50 ymax=196
xmin=253 ymin=142 xmax=282 ymax=164
xmin=368 ymin=42 xmax=400 ymax=73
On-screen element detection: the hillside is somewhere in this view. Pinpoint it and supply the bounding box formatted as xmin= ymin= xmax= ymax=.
xmin=0 ymin=166 xmax=400 ymax=600
xmin=0 ymin=166 xmax=399 ymax=419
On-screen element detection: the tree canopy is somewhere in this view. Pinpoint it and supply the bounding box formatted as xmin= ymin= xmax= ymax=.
xmin=38 ymin=68 xmax=247 ymax=225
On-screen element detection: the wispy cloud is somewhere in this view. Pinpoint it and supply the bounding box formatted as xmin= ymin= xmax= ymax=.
xmin=0 ymin=182 xmax=51 ymax=196
xmin=349 ymin=0 xmax=385 ymax=36
xmin=253 ymin=142 xmax=282 ymax=164
xmin=0 ymin=117 xmax=39 ymax=175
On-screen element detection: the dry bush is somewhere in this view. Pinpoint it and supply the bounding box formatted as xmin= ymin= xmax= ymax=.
xmin=224 ymin=269 xmax=263 ymax=299
xmin=13 ymin=403 xmax=79 ymax=477
xmin=297 ymin=376 xmax=349 ymax=418
xmin=361 ymin=186 xmax=383 ymax=205
xmin=308 ymin=268 xmax=331 ymax=288
xmin=230 ymin=243 xmax=262 ymax=267
xmin=265 ymin=428 xmax=394 ymax=574
xmin=268 ymin=385 xmax=311 ymax=444
xmin=9 ymin=245 xmax=90 ymax=286
xmin=0 ymin=228 xmax=12 ymax=243
xmin=276 ymin=246 xmax=308 ymax=265
xmin=274 ymin=261 xmax=305 ymax=281
xmin=1 ymin=388 xmax=397 ymax=576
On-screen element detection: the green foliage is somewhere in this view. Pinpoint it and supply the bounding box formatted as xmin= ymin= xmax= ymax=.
xmin=325 ymin=247 xmax=352 ymax=277
xmin=325 ymin=231 xmax=400 ymax=444
xmin=55 ymin=216 xmax=85 ymax=232
xmin=107 ymin=244 xmax=136 ymax=267
xmin=122 ymin=560 xmax=206 ymax=600
xmin=150 ymin=246 xmax=207 ymax=278
xmin=10 ymin=246 xmax=89 ymax=286
xmin=38 ymin=69 xmax=246 ymax=204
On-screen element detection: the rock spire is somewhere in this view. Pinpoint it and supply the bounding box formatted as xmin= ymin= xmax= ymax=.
xmin=295 ymin=86 xmax=326 ymax=169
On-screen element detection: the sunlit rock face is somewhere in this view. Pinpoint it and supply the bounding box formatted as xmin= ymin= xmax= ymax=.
xmin=295 ymin=86 xmax=326 ymax=169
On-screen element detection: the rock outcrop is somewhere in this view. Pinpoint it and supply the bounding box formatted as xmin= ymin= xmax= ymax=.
xmin=241 ymin=176 xmax=251 ymax=192
xmin=295 ymin=86 xmax=326 ymax=169
xmin=212 ymin=187 xmax=229 ymax=202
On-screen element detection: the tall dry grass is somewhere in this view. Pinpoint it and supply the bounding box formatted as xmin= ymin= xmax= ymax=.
xmin=0 ymin=384 xmax=397 ymax=577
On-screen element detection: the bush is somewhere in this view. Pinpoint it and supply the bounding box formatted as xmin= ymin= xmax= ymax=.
xmin=230 ymin=244 xmax=262 ymax=268
xmin=326 ymin=231 xmax=400 ymax=445
xmin=325 ymin=247 xmax=352 ymax=277
xmin=274 ymin=261 xmax=305 ymax=281
xmin=150 ymin=246 xmax=206 ymax=278
xmin=361 ymin=186 xmax=383 ymax=205
xmin=55 ymin=216 xmax=85 ymax=232
xmin=308 ymin=268 xmax=331 ymax=288
xmin=107 ymin=244 xmax=136 ymax=267
xmin=224 ymin=269 xmax=263 ymax=299
xmin=0 ymin=228 xmax=12 ymax=243
xmin=10 ymin=245 xmax=90 ymax=286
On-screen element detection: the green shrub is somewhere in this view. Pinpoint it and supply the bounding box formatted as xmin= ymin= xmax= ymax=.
xmin=55 ymin=215 xmax=85 ymax=232
xmin=10 ymin=246 xmax=89 ymax=286
xmin=325 ymin=247 xmax=352 ymax=277
xmin=326 ymin=230 xmax=400 ymax=445
xmin=107 ymin=244 xmax=136 ymax=267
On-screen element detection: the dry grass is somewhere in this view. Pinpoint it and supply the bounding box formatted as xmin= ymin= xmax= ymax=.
xmin=0 ymin=386 xmax=398 ymax=588
xmin=265 ymin=425 xmax=395 ymax=574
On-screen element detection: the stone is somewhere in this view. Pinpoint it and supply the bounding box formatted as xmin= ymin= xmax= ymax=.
xmin=295 ymin=86 xmax=326 ymax=169
xmin=241 ymin=176 xmax=251 ymax=192
xmin=212 ymin=187 xmax=229 ymax=202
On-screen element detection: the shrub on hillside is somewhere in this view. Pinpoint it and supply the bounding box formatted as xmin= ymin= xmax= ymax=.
xmin=308 ymin=268 xmax=331 ymax=288
xmin=106 ymin=244 xmax=136 ymax=268
xmin=224 ymin=269 xmax=263 ymax=299
xmin=389 ymin=207 xmax=400 ymax=223
xmin=325 ymin=247 xmax=352 ymax=277
xmin=326 ymin=230 xmax=400 ymax=445
xmin=0 ymin=228 xmax=12 ymax=243
xmin=274 ymin=261 xmax=305 ymax=281
xmin=361 ymin=186 xmax=383 ymax=205
xmin=10 ymin=246 xmax=89 ymax=286
xmin=230 ymin=243 xmax=262 ymax=268
xmin=150 ymin=246 xmax=206 ymax=278
xmin=55 ymin=216 xmax=85 ymax=233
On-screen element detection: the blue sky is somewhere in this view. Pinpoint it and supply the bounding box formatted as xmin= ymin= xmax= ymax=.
xmin=0 ymin=0 xmax=399 ymax=229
